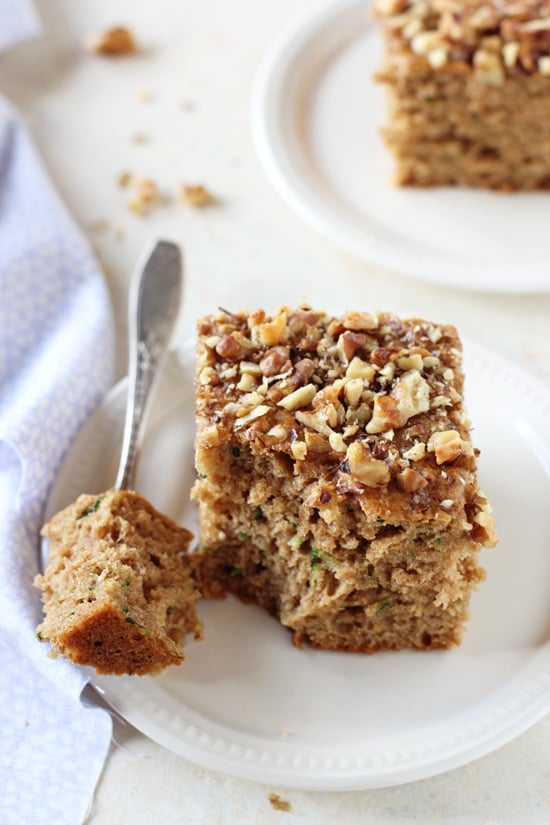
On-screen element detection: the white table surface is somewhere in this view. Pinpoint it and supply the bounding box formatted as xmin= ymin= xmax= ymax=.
xmin=2 ymin=1 xmax=550 ymax=822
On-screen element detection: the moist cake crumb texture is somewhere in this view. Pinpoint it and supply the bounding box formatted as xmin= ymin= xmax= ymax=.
xmin=374 ymin=0 xmax=550 ymax=190
xmin=35 ymin=489 xmax=202 ymax=675
xmin=192 ymin=305 xmax=497 ymax=653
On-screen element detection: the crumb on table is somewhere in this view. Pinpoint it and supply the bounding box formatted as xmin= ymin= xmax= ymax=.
xmin=180 ymin=184 xmax=216 ymax=207
xmin=86 ymin=26 xmax=137 ymax=56
xmin=268 ymin=793 xmax=291 ymax=813
xmin=128 ymin=178 xmax=161 ymax=215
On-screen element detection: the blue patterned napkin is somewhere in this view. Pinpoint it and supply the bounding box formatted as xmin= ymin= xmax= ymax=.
xmin=0 ymin=7 xmax=116 ymax=823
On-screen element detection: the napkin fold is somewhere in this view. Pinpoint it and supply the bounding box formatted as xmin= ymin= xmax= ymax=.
xmin=0 ymin=11 xmax=116 ymax=824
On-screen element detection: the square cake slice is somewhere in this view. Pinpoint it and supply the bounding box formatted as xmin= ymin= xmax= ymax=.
xmin=374 ymin=0 xmax=550 ymax=190
xmin=193 ymin=306 xmax=497 ymax=653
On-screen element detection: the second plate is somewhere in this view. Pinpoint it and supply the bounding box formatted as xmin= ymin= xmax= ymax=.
xmin=251 ymin=0 xmax=550 ymax=293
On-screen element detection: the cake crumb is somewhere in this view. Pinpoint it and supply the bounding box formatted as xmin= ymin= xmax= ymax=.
xmin=128 ymin=178 xmax=161 ymax=215
xmin=118 ymin=171 xmax=133 ymax=188
xmin=86 ymin=26 xmax=137 ymax=56
xmin=131 ymin=132 xmax=149 ymax=145
xmin=180 ymin=184 xmax=216 ymax=208
xmin=136 ymin=87 xmax=153 ymax=102
xmin=268 ymin=793 xmax=291 ymax=813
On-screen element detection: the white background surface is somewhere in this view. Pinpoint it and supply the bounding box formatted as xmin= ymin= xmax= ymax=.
xmin=2 ymin=0 xmax=550 ymax=822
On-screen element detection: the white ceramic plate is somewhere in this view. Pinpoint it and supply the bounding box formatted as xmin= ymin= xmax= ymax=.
xmin=43 ymin=344 xmax=550 ymax=790
xmin=251 ymin=0 xmax=550 ymax=293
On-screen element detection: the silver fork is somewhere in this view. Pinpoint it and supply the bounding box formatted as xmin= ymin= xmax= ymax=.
xmin=115 ymin=240 xmax=183 ymax=490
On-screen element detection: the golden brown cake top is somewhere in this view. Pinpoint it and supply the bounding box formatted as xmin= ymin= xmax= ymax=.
xmin=374 ymin=0 xmax=550 ymax=81
xmin=195 ymin=306 xmax=495 ymax=535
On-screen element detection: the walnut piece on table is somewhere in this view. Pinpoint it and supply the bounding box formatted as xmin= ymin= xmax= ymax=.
xmin=86 ymin=26 xmax=137 ymax=56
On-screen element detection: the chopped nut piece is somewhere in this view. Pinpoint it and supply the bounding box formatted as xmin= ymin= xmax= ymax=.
xmin=344 ymin=378 xmax=364 ymax=408
xmin=403 ymin=442 xmax=426 ymax=461
xmin=473 ymin=509 xmax=498 ymax=547
xmin=234 ymin=405 xmax=270 ymax=428
xmin=428 ymin=46 xmax=449 ymax=68
xmin=473 ymin=48 xmax=504 ymax=84
xmin=254 ymin=312 xmax=289 ymax=347
xmin=216 ymin=333 xmax=250 ymax=361
xmin=502 ymin=40 xmax=520 ymax=67
xmin=290 ymin=441 xmax=307 ymax=461
xmin=428 ymin=429 xmax=472 ymax=464
xmin=239 ymin=360 xmax=262 ymax=376
xmin=366 ymin=396 xmax=402 ymax=434
xmin=391 ymin=369 xmax=431 ymax=424
xmin=278 ymin=384 xmax=317 ymax=411
xmin=260 ymin=346 xmax=291 ymax=377
xmin=338 ymin=331 xmax=367 ymax=362
xmin=342 ymin=311 xmax=379 ymax=331
xmin=86 ymin=26 xmax=137 ymax=56
xmin=180 ymin=185 xmax=216 ymax=208
xmin=396 ymin=353 xmax=424 ymax=371
xmin=346 ymin=441 xmax=391 ymax=487
xmin=346 ymin=357 xmax=375 ymax=382
xmin=328 ymin=431 xmax=347 ymax=452
xmin=267 ymin=424 xmax=287 ymax=440
xmin=397 ymin=467 xmax=428 ymax=492
xmin=237 ymin=373 xmax=257 ymax=392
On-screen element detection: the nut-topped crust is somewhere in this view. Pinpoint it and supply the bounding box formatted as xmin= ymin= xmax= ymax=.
xmin=374 ymin=0 xmax=550 ymax=82
xmin=195 ymin=305 xmax=495 ymax=537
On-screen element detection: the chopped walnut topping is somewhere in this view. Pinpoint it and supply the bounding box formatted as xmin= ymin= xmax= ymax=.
xmin=403 ymin=441 xmax=426 ymax=461
xmin=344 ymin=378 xmax=364 ymax=408
xmin=234 ymin=405 xmax=270 ymax=428
xmin=397 ymin=467 xmax=428 ymax=491
xmin=346 ymin=357 xmax=375 ymax=382
xmin=196 ymin=308 xmax=479 ymax=515
xmin=296 ymin=410 xmax=333 ymax=436
xmin=366 ymin=396 xmax=402 ymax=433
xmin=473 ymin=509 xmax=498 ymax=546
xmin=86 ymin=26 xmax=137 ymax=56
xmin=375 ymin=0 xmax=550 ymax=79
xmin=290 ymin=441 xmax=307 ymax=461
xmin=428 ymin=429 xmax=473 ymax=464
xmin=338 ymin=331 xmax=367 ymax=362
xmin=329 ymin=432 xmax=347 ymax=453
xmin=342 ymin=311 xmax=379 ymax=331
xmin=346 ymin=442 xmax=391 ymax=487
xmin=260 ymin=346 xmax=291 ymax=377
xmin=254 ymin=312 xmax=289 ymax=347
xmin=216 ymin=333 xmax=250 ymax=361
xmin=267 ymin=424 xmax=288 ymax=440
xmin=237 ymin=373 xmax=257 ymax=392
xmin=391 ymin=369 xmax=431 ymax=424
xmin=278 ymin=383 xmax=317 ymax=411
